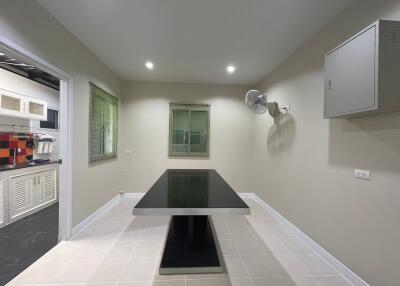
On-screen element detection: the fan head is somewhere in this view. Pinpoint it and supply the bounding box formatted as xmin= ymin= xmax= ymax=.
xmin=245 ymin=90 xmax=268 ymax=114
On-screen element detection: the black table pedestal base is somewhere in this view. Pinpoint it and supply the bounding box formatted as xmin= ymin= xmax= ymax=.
xmin=159 ymin=215 xmax=222 ymax=275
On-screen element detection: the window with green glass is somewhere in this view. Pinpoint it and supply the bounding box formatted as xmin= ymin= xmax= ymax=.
xmin=169 ymin=104 xmax=210 ymax=157
xmin=89 ymin=82 xmax=118 ymax=162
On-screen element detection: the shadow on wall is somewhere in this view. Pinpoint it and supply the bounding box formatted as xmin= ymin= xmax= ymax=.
xmin=266 ymin=113 xmax=296 ymax=154
xmin=328 ymin=112 xmax=400 ymax=173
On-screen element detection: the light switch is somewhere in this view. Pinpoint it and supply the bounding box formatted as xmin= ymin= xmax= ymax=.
xmin=354 ymin=169 xmax=370 ymax=180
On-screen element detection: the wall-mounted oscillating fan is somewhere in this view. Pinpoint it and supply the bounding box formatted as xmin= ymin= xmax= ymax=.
xmin=245 ymin=90 xmax=289 ymax=118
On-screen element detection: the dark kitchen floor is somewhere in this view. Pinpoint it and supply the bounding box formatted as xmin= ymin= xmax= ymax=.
xmin=0 ymin=203 xmax=59 ymax=286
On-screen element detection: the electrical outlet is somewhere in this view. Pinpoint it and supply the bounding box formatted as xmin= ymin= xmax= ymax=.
xmin=354 ymin=169 xmax=370 ymax=180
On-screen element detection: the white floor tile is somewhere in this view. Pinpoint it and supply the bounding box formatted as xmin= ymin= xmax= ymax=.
xmin=315 ymin=275 xmax=351 ymax=286
xmin=281 ymin=237 xmax=313 ymax=254
xmin=106 ymin=241 xmax=139 ymax=258
xmin=186 ymin=278 xmax=231 ymax=286
xmin=40 ymin=241 xmax=85 ymax=261
xmin=214 ymin=226 xmax=233 ymax=239
xmin=234 ymin=238 xmax=269 ymax=255
xmin=70 ymin=241 xmax=112 ymax=259
xmin=118 ymin=282 xmax=151 ymax=286
xmin=48 ymin=258 xmax=99 ymax=284
xmin=261 ymin=237 xmax=291 ymax=255
xmin=229 ymin=277 xmax=253 ymax=286
xmin=152 ymin=271 xmax=185 ymax=281
xmin=118 ymin=228 xmax=145 ymax=241
xmin=6 ymin=197 xmax=351 ymax=286
xmin=251 ymin=223 xmax=276 ymax=238
xmin=296 ymin=253 xmax=337 ymax=276
xmin=241 ymin=255 xmax=286 ymax=278
xmin=223 ymin=255 xmax=249 ymax=277
xmin=275 ymin=254 xmax=312 ymax=278
xmin=141 ymin=225 xmax=168 ymax=241
xmin=118 ymin=257 xmax=157 ymax=282
xmin=218 ymin=239 xmax=239 ymax=255
xmin=293 ymin=276 xmax=320 ymax=286
xmin=8 ymin=259 xmax=65 ymax=285
xmin=252 ymin=276 xmax=295 ymax=286
xmin=86 ymin=257 xmax=130 ymax=283
xmin=151 ymin=280 xmax=186 ymax=286
xmin=131 ymin=240 xmax=163 ymax=257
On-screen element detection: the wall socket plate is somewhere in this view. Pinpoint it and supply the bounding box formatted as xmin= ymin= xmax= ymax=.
xmin=354 ymin=169 xmax=370 ymax=180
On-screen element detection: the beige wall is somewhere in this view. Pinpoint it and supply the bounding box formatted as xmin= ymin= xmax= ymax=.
xmin=0 ymin=0 xmax=122 ymax=227
xmin=253 ymin=0 xmax=400 ymax=285
xmin=119 ymin=81 xmax=255 ymax=195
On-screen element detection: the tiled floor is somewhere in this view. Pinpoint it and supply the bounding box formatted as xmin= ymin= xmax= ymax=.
xmin=7 ymin=198 xmax=351 ymax=286
xmin=0 ymin=203 xmax=59 ymax=285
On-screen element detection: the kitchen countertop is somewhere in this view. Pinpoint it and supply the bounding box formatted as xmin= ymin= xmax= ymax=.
xmin=0 ymin=160 xmax=60 ymax=172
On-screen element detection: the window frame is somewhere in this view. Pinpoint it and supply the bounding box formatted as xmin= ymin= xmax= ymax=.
xmin=169 ymin=103 xmax=210 ymax=158
xmin=89 ymin=82 xmax=118 ymax=163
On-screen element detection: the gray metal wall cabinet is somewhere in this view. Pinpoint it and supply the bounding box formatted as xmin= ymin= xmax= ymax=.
xmin=324 ymin=20 xmax=400 ymax=118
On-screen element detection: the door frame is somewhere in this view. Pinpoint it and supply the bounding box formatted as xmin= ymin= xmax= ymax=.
xmin=0 ymin=35 xmax=73 ymax=240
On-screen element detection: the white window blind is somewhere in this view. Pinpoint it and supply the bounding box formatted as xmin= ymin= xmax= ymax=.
xmin=89 ymin=83 xmax=118 ymax=162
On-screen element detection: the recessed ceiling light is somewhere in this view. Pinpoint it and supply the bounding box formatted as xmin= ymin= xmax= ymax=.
xmin=145 ymin=61 xmax=154 ymax=70
xmin=226 ymin=65 xmax=236 ymax=74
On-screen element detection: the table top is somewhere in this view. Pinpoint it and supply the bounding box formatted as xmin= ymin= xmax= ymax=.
xmin=132 ymin=169 xmax=250 ymax=215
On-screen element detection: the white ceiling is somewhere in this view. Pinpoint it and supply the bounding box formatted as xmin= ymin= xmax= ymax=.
xmin=39 ymin=0 xmax=353 ymax=85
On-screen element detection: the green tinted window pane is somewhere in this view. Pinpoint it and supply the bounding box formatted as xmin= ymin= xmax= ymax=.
xmin=91 ymin=95 xmax=104 ymax=124
xmin=90 ymin=122 xmax=103 ymax=157
xmin=89 ymin=83 xmax=118 ymax=162
xmin=103 ymin=122 xmax=113 ymax=155
xmin=171 ymin=109 xmax=189 ymax=154
xmin=189 ymin=110 xmax=208 ymax=153
xmin=104 ymin=103 xmax=117 ymax=155
xmin=169 ymin=104 xmax=209 ymax=157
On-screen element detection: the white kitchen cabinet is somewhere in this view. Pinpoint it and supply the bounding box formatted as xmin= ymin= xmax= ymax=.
xmin=324 ymin=20 xmax=400 ymax=118
xmin=10 ymin=173 xmax=35 ymax=220
xmin=0 ymin=89 xmax=26 ymax=117
xmin=0 ymin=89 xmax=48 ymax=120
xmin=36 ymin=169 xmax=56 ymax=205
xmin=9 ymin=167 xmax=57 ymax=221
xmin=25 ymin=97 xmax=47 ymax=120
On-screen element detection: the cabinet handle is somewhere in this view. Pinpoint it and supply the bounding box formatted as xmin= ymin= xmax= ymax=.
xmin=33 ymin=177 xmax=36 ymax=185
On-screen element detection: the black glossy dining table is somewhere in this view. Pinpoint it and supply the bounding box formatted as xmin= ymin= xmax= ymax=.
xmin=132 ymin=169 xmax=250 ymax=275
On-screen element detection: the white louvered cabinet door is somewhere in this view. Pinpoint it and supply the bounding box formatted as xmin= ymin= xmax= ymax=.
xmin=10 ymin=174 xmax=35 ymax=219
xmin=36 ymin=170 xmax=57 ymax=205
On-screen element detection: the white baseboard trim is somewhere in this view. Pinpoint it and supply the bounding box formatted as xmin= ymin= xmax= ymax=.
xmin=123 ymin=192 xmax=145 ymax=199
xmin=242 ymin=193 xmax=369 ymax=286
xmin=237 ymin=192 xmax=255 ymax=199
xmin=70 ymin=194 xmax=122 ymax=239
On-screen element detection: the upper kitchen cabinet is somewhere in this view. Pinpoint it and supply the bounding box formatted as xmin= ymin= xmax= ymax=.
xmin=0 ymin=89 xmax=26 ymax=117
xmin=26 ymin=98 xmax=47 ymax=120
xmin=0 ymin=88 xmax=47 ymax=120
xmin=324 ymin=20 xmax=400 ymax=118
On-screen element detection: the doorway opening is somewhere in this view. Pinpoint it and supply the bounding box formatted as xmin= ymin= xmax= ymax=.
xmin=0 ymin=36 xmax=73 ymax=284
